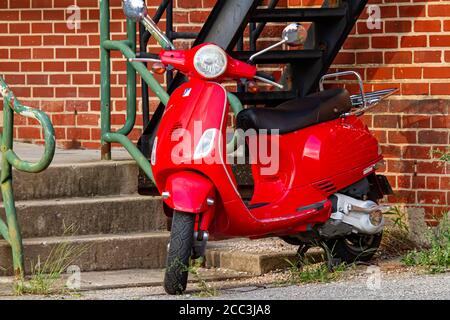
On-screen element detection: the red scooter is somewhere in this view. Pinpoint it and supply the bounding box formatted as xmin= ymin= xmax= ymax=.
xmin=123 ymin=0 xmax=394 ymax=295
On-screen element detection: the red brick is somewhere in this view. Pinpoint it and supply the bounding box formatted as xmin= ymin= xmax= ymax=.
xmin=9 ymin=23 xmax=31 ymax=34
xmin=430 ymin=35 xmax=450 ymax=47
xmin=400 ymin=35 xmax=427 ymax=48
xmin=431 ymin=83 xmax=450 ymax=95
xmin=394 ymin=67 xmax=422 ymax=79
xmin=417 ymin=191 xmax=446 ymax=205
xmin=21 ymin=35 xmax=42 ymax=46
xmin=397 ymin=176 xmax=411 ymax=189
xmin=418 ymin=130 xmax=449 ymax=144
xmin=428 ymin=5 xmax=450 ymax=17
xmin=366 ymin=67 xmax=393 ymax=80
xmin=414 ymin=51 xmax=442 ymax=63
xmin=431 ymin=116 xmax=450 ymax=128
xmin=374 ymin=115 xmax=400 ymax=128
xmin=27 ymin=75 xmax=48 ymax=85
xmin=401 ymin=83 xmax=429 ymax=95
xmin=76 ymin=114 xmax=99 ymax=126
xmin=388 ymin=190 xmax=416 ymax=204
xmin=426 ymin=177 xmax=440 ymax=190
xmin=424 ymin=67 xmax=450 ymax=79
xmin=417 ymin=161 xmax=446 ymax=174
xmin=402 ymin=115 xmax=431 ymax=129
xmin=385 ymin=20 xmax=412 ymax=33
xmin=389 ymin=131 xmax=417 ymax=144
xmin=381 ymin=145 xmax=402 ymax=158
xmin=414 ymin=20 xmax=441 ymax=32
xmin=356 ymin=51 xmax=383 ymax=64
xmin=372 ymin=36 xmax=398 ymax=49
xmin=412 ymin=176 xmax=426 ymax=189
xmin=52 ymin=114 xmax=76 ymax=126
xmin=17 ymin=127 xmax=41 ymax=140
xmin=384 ymin=51 xmax=412 ymax=64
xmin=67 ymin=128 xmax=91 ymax=140
xmin=402 ymin=146 xmax=431 ymax=160
xmin=399 ymin=5 xmax=426 ymax=18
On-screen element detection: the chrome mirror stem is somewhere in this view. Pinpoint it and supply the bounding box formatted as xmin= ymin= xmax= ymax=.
xmin=122 ymin=0 xmax=175 ymax=50
xmin=248 ymin=39 xmax=287 ymax=63
xmin=141 ymin=16 xmax=175 ymax=50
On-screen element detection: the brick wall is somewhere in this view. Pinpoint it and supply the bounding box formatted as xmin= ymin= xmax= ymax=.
xmin=328 ymin=0 xmax=450 ymax=220
xmin=0 ymin=0 xmax=448 ymax=219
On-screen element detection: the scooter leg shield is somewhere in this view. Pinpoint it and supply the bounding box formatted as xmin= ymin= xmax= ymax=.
xmin=163 ymin=171 xmax=215 ymax=214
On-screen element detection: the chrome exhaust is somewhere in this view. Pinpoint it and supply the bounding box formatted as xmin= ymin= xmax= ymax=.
xmin=329 ymin=193 xmax=389 ymax=235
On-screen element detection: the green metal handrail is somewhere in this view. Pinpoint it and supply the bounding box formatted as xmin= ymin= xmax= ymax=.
xmin=100 ymin=0 xmax=244 ymax=185
xmin=0 ymin=76 xmax=55 ymax=277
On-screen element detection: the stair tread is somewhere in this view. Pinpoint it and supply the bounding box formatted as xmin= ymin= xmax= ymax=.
xmin=233 ymin=91 xmax=298 ymax=105
xmin=2 ymin=194 xmax=160 ymax=208
xmin=231 ymin=49 xmax=322 ymax=63
xmin=250 ymin=7 xmax=347 ymax=22
xmin=0 ymin=231 xmax=170 ymax=246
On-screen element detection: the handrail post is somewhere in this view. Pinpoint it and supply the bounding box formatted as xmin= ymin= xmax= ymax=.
xmin=0 ymin=97 xmax=24 ymax=279
xmin=0 ymin=76 xmax=55 ymax=278
xmin=99 ymin=0 xmax=170 ymax=185
xmin=100 ymin=0 xmax=112 ymax=160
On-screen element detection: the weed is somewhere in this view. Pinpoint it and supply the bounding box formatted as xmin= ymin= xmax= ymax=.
xmin=188 ymin=258 xmax=218 ymax=297
xmin=402 ymin=213 xmax=450 ymax=273
xmin=379 ymin=206 xmax=418 ymax=258
xmin=432 ymin=149 xmax=450 ymax=163
xmin=14 ymin=224 xmax=90 ymax=296
xmin=166 ymin=257 xmax=219 ymax=297
xmin=385 ymin=206 xmax=409 ymax=232
xmin=283 ymin=257 xmax=348 ymax=285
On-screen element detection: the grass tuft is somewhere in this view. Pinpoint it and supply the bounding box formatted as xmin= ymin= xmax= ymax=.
xmin=14 ymin=224 xmax=90 ymax=296
xmin=283 ymin=256 xmax=348 ymax=285
xmin=402 ymin=213 xmax=450 ymax=274
xmin=188 ymin=258 xmax=218 ymax=297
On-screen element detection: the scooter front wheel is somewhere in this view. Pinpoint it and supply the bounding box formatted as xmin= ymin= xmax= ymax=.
xmin=164 ymin=210 xmax=195 ymax=295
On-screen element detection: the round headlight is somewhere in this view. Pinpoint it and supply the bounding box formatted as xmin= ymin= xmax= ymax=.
xmin=193 ymin=44 xmax=227 ymax=79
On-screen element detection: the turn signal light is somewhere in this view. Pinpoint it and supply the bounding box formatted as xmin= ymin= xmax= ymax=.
xmin=152 ymin=62 xmax=166 ymax=74
xmin=247 ymin=81 xmax=259 ymax=93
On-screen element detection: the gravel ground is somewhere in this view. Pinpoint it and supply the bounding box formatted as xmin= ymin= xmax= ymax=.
xmin=207 ymin=237 xmax=299 ymax=253
xmin=71 ymin=270 xmax=449 ymax=300
xmin=5 ymin=264 xmax=448 ymax=300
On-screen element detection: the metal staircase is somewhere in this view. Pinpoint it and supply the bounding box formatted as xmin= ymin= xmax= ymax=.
xmin=137 ymin=0 xmax=369 ymax=156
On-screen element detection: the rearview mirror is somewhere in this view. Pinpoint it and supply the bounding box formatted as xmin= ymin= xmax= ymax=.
xmin=248 ymin=22 xmax=307 ymax=63
xmin=282 ymin=23 xmax=307 ymax=47
xmin=122 ymin=0 xmax=175 ymax=50
xmin=122 ymin=0 xmax=147 ymax=22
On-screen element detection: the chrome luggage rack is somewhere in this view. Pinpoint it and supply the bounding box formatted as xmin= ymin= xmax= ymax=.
xmin=319 ymin=71 xmax=397 ymax=117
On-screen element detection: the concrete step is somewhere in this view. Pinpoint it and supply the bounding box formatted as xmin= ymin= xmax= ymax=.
xmin=0 ymin=232 xmax=170 ymax=276
xmin=1 ymin=195 xmax=167 ymax=238
xmin=0 ymin=268 xmax=251 ymax=295
xmin=205 ymin=238 xmax=324 ymax=275
xmin=7 ymin=160 xmax=139 ymax=201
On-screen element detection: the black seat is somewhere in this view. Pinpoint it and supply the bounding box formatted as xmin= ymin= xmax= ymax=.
xmin=236 ymin=88 xmax=352 ymax=134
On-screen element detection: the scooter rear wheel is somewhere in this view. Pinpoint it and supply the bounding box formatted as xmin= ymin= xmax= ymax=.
xmin=163 ymin=210 xmax=195 ymax=295
xmin=324 ymin=232 xmax=383 ymax=264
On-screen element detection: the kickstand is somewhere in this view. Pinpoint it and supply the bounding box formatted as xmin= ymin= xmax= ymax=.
xmin=295 ymin=244 xmax=310 ymax=268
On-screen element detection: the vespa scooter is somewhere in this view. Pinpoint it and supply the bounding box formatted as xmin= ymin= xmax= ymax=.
xmin=122 ymin=0 xmax=394 ymax=295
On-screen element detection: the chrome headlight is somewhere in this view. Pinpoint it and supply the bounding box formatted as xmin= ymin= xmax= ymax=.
xmin=193 ymin=44 xmax=227 ymax=79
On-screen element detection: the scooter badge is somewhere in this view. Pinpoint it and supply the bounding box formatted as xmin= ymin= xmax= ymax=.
xmin=183 ymin=88 xmax=192 ymax=97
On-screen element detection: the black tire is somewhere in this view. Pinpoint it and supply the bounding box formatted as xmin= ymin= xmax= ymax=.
xmin=324 ymin=233 xmax=383 ymax=263
xmin=163 ymin=210 xmax=195 ymax=295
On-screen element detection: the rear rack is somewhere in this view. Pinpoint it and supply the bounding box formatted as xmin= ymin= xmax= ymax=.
xmin=319 ymin=71 xmax=397 ymax=117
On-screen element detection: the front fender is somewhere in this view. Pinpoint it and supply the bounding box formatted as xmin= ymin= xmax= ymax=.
xmin=163 ymin=171 xmax=215 ymax=214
